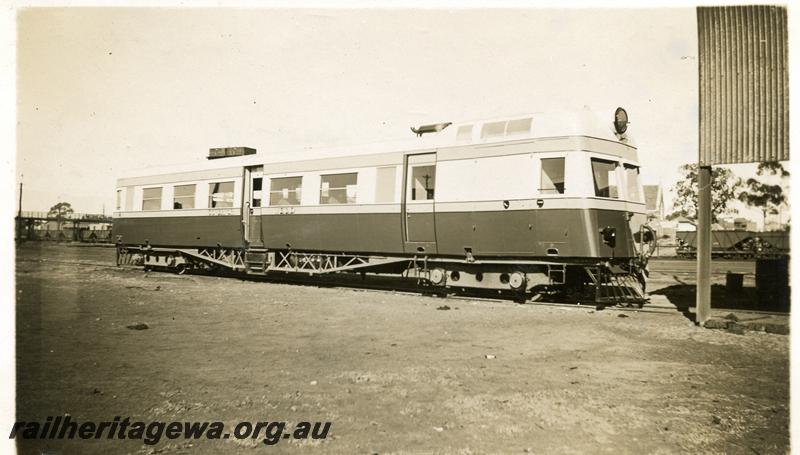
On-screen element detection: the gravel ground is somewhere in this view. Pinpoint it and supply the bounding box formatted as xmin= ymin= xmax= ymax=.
xmin=14 ymin=244 xmax=789 ymax=454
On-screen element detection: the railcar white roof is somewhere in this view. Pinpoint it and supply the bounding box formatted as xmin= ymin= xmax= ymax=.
xmin=120 ymin=108 xmax=635 ymax=179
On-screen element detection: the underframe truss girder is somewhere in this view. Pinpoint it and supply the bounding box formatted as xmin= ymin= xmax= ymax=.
xmin=269 ymin=250 xmax=408 ymax=274
xmin=191 ymin=247 xmax=246 ymax=269
xmin=115 ymin=244 xmax=648 ymax=305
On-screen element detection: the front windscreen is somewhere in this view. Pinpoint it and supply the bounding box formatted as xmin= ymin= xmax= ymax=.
xmin=624 ymin=164 xmax=643 ymax=202
xmin=591 ymin=158 xmax=619 ymax=198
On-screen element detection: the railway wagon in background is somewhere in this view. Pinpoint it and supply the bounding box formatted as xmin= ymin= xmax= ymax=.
xmin=676 ymin=230 xmax=790 ymax=258
xmin=114 ymin=108 xmax=656 ymax=305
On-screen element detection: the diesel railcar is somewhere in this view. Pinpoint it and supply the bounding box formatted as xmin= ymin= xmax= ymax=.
xmin=114 ymin=109 xmax=655 ymax=305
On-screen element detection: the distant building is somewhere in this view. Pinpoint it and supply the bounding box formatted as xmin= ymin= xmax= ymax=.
xmin=643 ymin=184 xmax=667 ymax=238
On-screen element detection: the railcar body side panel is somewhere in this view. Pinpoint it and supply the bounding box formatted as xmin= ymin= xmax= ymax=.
xmin=258 ymin=207 xmax=638 ymax=258
xmin=435 ymin=208 xmax=633 ymax=258
xmin=114 ymin=216 xmax=243 ymax=247
xmin=260 ymin=212 xmax=404 ymax=254
xmin=114 ymin=207 xmax=640 ymax=258
xmin=594 ymin=208 xmax=636 ymax=257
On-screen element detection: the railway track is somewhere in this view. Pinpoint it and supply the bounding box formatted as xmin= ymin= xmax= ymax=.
xmin=15 ymin=257 xmax=682 ymax=316
xmin=17 ymin=258 xmax=122 ymax=269
xmin=649 ymin=269 xmax=754 ymax=275
xmin=19 ymin=258 xmax=756 ymax=276
xmin=18 ymin=257 xmax=784 ymax=317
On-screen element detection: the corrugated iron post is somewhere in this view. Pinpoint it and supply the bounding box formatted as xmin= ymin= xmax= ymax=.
xmin=696 ymin=166 xmax=712 ymax=324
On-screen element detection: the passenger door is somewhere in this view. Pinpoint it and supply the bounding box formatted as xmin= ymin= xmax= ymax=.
xmin=242 ymin=166 xmax=264 ymax=247
xmin=402 ymin=152 xmax=437 ymax=253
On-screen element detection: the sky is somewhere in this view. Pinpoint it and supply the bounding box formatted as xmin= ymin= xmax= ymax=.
xmin=13 ymin=6 xmax=785 ymax=224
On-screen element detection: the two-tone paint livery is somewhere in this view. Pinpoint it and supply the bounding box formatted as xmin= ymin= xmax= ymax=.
xmin=114 ymin=109 xmax=655 ymax=305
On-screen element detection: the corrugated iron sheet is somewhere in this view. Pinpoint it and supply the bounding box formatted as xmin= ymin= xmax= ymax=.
xmin=697 ymin=5 xmax=788 ymax=164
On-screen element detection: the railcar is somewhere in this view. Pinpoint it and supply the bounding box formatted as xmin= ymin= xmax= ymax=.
xmin=114 ymin=108 xmax=655 ymax=305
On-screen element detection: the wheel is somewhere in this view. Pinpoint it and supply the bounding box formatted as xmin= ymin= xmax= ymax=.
xmin=509 ymin=272 xmax=526 ymax=291
xmin=429 ymin=268 xmax=447 ymax=286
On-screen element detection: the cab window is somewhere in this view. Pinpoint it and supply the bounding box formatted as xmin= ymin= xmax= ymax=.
xmin=540 ymin=158 xmax=565 ymax=194
xmin=624 ymin=164 xmax=643 ymax=202
xmin=591 ymin=158 xmax=619 ymax=198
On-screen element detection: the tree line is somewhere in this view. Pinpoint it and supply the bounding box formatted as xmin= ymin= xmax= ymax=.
xmin=668 ymin=161 xmax=789 ymax=229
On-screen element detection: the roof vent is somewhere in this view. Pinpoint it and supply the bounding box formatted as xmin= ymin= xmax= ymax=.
xmin=208 ymin=147 xmax=256 ymax=160
xmin=410 ymin=122 xmax=452 ymax=137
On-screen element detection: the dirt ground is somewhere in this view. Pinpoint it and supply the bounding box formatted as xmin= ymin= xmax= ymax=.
xmin=14 ymin=244 xmax=789 ymax=454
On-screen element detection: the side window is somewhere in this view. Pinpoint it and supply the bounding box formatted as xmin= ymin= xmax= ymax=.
xmin=269 ymin=177 xmax=303 ymax=206
xmin=173 ymin=184 xmax=196 ymax=209
xmin=624 ymin=164 xmax=643 ymax=203
xmin=375 ymin=166 xmax=397 ymax=203
xmin=591 ymin=158 xmax=619 ymax=198
xmin=410 ymin=165 xmax=436 ymax=201
xmin=320 ymin=173 xmax=358 ymax=204
xmin=540 ymin=158 xmax=565 ymax=194
xmin=116 ymin=189 xmax=123 ymax=211
xmin=208 ymin=181 xmax=234 ymax=208
xmin=142 ymin=187 xmax=162 ymax=211
xmin=480 ymin=121 xmax=506 ymax=139
xmin=456 ymin=125 xmax=473 ymax=142
xmin=506 ymin=117 xmax=532 ymax=135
